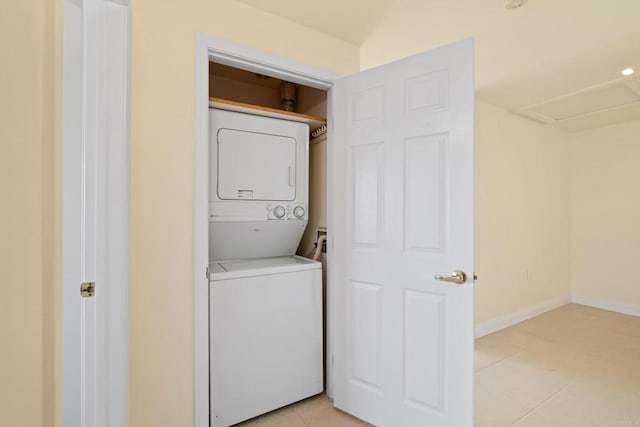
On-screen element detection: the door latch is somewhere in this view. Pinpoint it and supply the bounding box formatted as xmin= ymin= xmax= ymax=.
xmin=80 ymin=282 xmax=95 ymax=298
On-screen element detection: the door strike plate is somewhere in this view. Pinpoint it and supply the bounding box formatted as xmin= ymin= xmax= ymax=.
xmin=81 ymin=282 xmax=95 ymax=298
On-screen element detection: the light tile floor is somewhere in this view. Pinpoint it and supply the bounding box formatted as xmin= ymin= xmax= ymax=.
xmin=237 ymin=304 xmax=640 ymax=426
xmin=476 ymin=303 xmax=640 ymax=427
xmin=235 ymin=394 xmax=369 ymax=427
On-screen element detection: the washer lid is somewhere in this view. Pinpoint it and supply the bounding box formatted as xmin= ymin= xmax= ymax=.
xmin=209 ymin=255 xmax=321 ymax=281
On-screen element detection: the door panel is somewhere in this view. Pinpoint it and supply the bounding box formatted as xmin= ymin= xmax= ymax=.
xmin=349 ymin=281 xmax=382 ymax=389
xmin=404 ymin=133 xmax=446 ymax=252
xmin=332 ymin=39 xmax=474 ymax=427
xmin=403 ymin=289 xmax=444 ymax=411
xmin=351 ymin=143 xmax=383 ymax=246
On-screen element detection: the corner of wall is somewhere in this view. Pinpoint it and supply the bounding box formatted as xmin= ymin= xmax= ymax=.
xmin=473 ymin=97 xmax=573 ymax=327
xmin=567 ymin=120 xmax=640 ymax=310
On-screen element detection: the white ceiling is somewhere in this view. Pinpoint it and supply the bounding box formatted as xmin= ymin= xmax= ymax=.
xmin=235 ymin=0 xmax=640 ymax=131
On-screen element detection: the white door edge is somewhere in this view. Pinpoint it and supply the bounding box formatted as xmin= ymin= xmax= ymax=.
xmin=103 ymin=3 xmax=131 ymax=425
xmin=63 ymin=0 xmax=131 ymax=425
xmin=193 ymin=33 xmax=339 ymax=427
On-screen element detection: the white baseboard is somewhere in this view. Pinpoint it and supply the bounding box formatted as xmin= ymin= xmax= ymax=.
xmin=475 ymin=294 xmax=640 ymax=338
xmin=474 ymin=295 xmax=571 ymax=338
xmin=571 ymin=294 xmax=640 ymax=317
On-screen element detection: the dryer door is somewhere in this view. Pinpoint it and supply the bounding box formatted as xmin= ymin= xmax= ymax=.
xmin=217 ymin=128 xmax=296 ymax=201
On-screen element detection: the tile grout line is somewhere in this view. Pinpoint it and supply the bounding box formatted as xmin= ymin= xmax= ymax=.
xmin=475 ymin=348 xmax=528 ymax=374
xmin=300 ymin=412 xmax=309 ymax=427
xmin=507 ymin=382 xmax=572 ymax=426
xmin=474 ymin=355 xmax=508 ymax=373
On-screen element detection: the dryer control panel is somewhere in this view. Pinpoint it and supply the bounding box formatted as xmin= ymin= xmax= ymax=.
xmin=267 ymin=204 xmax=306 ymax=220
xmin=208 ymin=201 xmax=308 ymax=222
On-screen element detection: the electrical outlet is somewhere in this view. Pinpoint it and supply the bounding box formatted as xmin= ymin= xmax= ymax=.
xmin=317 ymin=229 xmax=327 ymax=253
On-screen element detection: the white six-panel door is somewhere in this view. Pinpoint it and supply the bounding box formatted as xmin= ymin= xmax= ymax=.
xmin=331 ymin=39 xmax=474 ymax=426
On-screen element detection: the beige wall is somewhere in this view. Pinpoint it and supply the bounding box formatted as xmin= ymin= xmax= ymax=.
xmin=0 ymin=1 xmax=60 ymax=426
xmin=474 ymin=101 xmax=572 ymax=323
xmin=129 ymin=1 xmax=358 ymax=425
xmin=570 ymin=120 xmax=640 ymax=308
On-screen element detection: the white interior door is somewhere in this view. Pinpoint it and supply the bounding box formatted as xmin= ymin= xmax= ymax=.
xmin=63 ymin=0 xmax=130 ymax=425
xmin=331 ymin=39 xmax=474 ymax=426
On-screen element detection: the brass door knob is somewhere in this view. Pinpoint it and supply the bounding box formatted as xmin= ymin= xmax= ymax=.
xmin=434 ymin=270 xmax=467 ymax=285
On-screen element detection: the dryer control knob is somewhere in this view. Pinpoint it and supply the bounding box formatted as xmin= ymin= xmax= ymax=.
xmin=293 ymin=206 xmax=305 ymax=218
xmin=273 ymin=205 xmax=286 ymax=219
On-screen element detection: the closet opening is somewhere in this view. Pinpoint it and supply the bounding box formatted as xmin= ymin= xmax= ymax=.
xmin=207 ymin=61 xmax=331 ymax=426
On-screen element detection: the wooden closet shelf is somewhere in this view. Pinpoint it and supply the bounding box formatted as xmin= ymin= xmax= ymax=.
xmin=209 ymin=97 xmax=327 ymax=132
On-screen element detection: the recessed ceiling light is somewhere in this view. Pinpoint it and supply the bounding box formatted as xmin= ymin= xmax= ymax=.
xmin=621 ymin=68 xmax=635 ymax=76
xmin=505 ymin=0 xmax=528 ymax=10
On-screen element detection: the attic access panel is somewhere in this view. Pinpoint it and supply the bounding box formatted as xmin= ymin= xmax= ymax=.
xmin=516 ymin=76 xmax=640 ymax=130
xmin=216 ymin=128 xmax=297 ymax=201
xmin=534 ymin=83 xmax=640 ymax=121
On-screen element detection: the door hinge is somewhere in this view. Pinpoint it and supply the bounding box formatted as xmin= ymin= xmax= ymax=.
xmin=81 ymin=282 xmax=95 ymax=298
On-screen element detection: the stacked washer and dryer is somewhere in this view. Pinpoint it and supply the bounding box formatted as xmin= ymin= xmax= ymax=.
xmin=208 ymin=109 xmax=323 ymax=426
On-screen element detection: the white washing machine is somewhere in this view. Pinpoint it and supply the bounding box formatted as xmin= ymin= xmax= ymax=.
xmin=209 ymin=256 xmax=323 ymax=427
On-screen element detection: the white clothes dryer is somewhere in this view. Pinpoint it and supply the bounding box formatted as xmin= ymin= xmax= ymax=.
xmin=208 ymin=108 xmax=310 ymax=262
